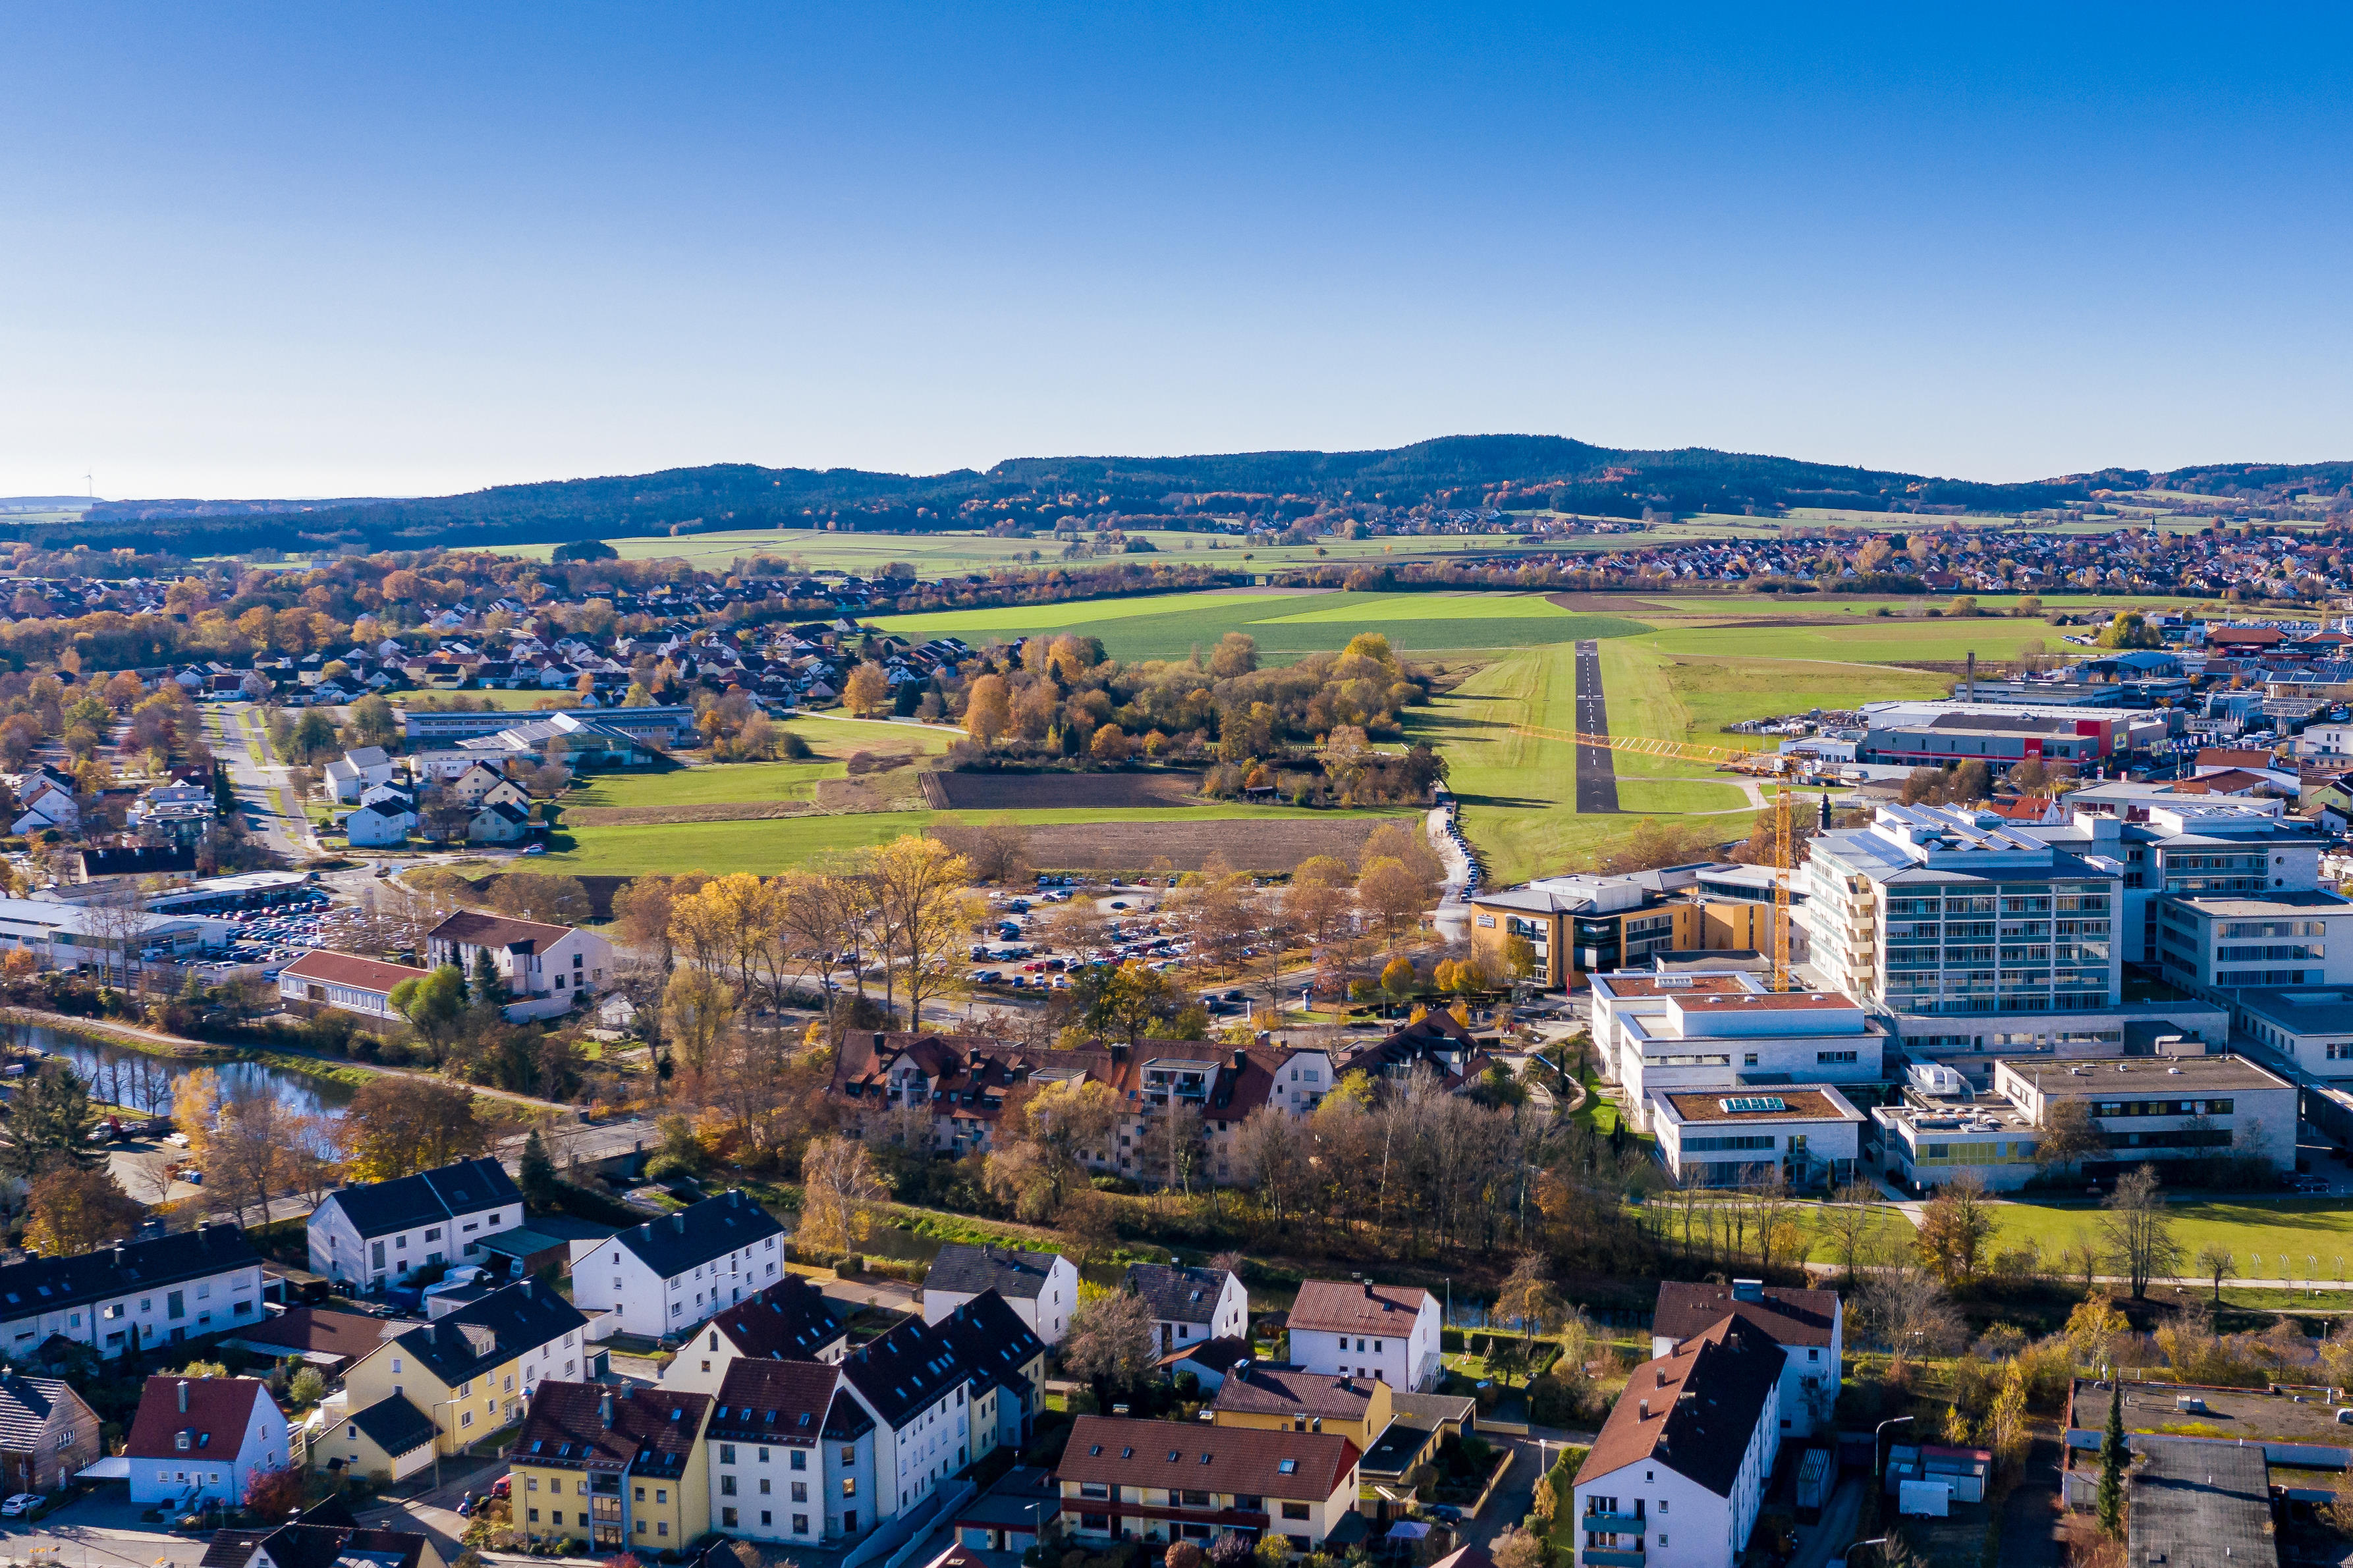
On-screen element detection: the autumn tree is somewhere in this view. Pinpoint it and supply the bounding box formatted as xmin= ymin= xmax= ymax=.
xmin=1915 ymin=1172 xmax=1996 ymax=1285
xmin=844 ymin=662 xmax=891 ymax=717
xmin=343 ymin=1077 xmax=485 ymax=1181
xmin=23 ymin=1162 xmax=144 ymax=1257
xmin=2032 ymin=1096 xmax=2104 ymax=1177
xmin=860 ymin=834 xmax=980 ymax=1025
xmin=796 ymin=1137 xmax=885 ymax=1255
xmin=964 ymin=674 xmax=1011 ymax=745
xmin=1063 ymin=1286 xmax=1157 ymax=1408
xmin=1493 ymin=1252 xmax=1564 ymax=1386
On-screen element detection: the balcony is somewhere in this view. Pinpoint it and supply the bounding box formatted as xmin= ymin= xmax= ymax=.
xmin=1582 ymin=1513 xmax=1645 ymax=1534
xmin=1582 ymin=1551 xmax=1646 ymax=1568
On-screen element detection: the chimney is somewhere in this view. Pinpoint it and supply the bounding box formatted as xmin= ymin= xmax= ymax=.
xmin=1362 ymin=1281 xmax=1374 ymax=1300
xmin=520 ymin=1278 xmax=533 ymax=1299
xmin=1639 ymin=1399 xmax=1649 ymax=1419
xmin=1732 ymin=1279 xmax=1765 ymax=1303
xmin=113 ymin=1241 xmax=125 ymax=1266
xmin=674 ymin=1214 xmax=686 ymax=1233
xmin=177 ymin=1380 xmax=189 ymax=1413
xmin=600 ymin=1390 xmax=613 ymax=1428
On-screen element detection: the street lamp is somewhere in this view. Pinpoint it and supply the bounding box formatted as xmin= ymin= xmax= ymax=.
xmin=430 ymin=1398 xmax=461 ymax=1492
xmin=1874 ymin=1415 xmax=1913 ymax=1502
xmin=1847 ymin=1538 xmax=1890 ymax=1567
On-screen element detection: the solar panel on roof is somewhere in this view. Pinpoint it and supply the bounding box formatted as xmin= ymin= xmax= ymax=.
xmin=1719 ymin=1096 xmax=1789 ymax=1114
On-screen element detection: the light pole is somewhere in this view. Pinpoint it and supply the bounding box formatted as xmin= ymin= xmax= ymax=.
xmin=1874 ymin=1415 xmax=1913 ymax=1505
xmin=1848 ymin=1538 xmax=1889 ymax=1567
xmin=430 ymin=1398 xmax=460 ymax=1492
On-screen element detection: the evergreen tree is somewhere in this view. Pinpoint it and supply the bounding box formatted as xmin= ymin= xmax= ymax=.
xmin=518 ymin=1128 xmax=560 ymax=1208
xmin=2097 ymin=1376 xmax=2127 ymax=1537
xmin=0 ymin=1064 xmax=99 ymax=1179
xmin=470 ymin=948 xmax=507 ymax=1006
xmin=211 ymin=765 xmax=237 ymax=815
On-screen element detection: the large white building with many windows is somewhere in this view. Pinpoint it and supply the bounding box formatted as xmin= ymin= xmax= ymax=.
xmin=571 ymin=1191 xmax=787 ymax=1338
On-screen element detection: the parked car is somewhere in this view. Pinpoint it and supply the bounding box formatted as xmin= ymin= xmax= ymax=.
xmin=1 ymin=1494 xmax=42 ymax=1518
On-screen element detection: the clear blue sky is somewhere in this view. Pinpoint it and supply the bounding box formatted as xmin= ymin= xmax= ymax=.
xmin=6 ymin=3 xmax=2352 ymax=499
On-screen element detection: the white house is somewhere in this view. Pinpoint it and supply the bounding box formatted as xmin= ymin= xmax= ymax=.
xmin=704 ymin=1359 xmax=866 ymax=1546
xmin=1285 ymin=1279 xmax=1441 ymax=1392
xmin=466 ymin=801 xmax=532 ymax=844
xmin=918 ymin=1245 xmax=1078 ymax=1346
xmin=306 ymin=1157 xmax=524 ymax=1290
xmin=1651 ymin=1280 xmax=1842 ymax=1438
xmin=277 ymin=951 xmax=429 ymax=1023
xmin=323 ymin=747 xmax=397 ymax=805
xmin=12 ymin=779 xmax=77 ymax=836
xmin=447 ymin=764 xmax=530 ymax=809
xmin=1573 ymin=1317 xmax=1785 ymax=1568
xmin=424 ymin=911 xmax=613 ymax=1022
xmin=0 ymin=1222 xmax=263 ymax=1359
xmin=124 ymin=1376 xmax=288 ymax=1508
xmin=1121 ymin=1262 xmax=1247 ymax=1355
xmin=658 ymin=1274 xmax=846 ymax=1395
xmin=838 ymin=1293 xmax=1047 ymax=1526
xmin=571 ymin=1191 xmax=787 ymax=1339
xmin=343 ymin=801 xmax=415 ymax=848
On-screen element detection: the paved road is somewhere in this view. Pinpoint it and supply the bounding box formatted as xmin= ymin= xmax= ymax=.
xmin=1572 ymin=640 xmax=1619 ymax=813
xmin=209 ymin=703 xmax=313 ymax=861
xmin=1995 ymin=1432 xmax=2064 ymax=1568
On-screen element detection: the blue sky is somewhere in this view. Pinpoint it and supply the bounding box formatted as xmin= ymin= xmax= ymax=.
xmin=5 ymin=3 xmax=2352 ymax=499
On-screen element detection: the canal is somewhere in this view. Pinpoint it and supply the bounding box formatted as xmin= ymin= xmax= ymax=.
xmin=0 ymin=1022 xmax=357 ymax=1121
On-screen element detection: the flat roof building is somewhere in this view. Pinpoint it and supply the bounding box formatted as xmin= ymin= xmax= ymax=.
xmin=1586 ymin=971 xmax=1886 ymax=1131
xmin=1650 ymin=1086 xmax=1865 ymax=1190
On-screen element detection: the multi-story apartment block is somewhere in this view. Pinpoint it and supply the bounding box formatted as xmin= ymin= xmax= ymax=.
xmin=837 ymin=1292 xmax=1047 ymax=1523
xmin=1054 ymin=1415 xmax=1363 ymax=1554
xmin=658 ymin=1276 xmax=846 ymax=1396
xmin=1651 ymin=1282 xmax=1841 ymax=1438
xmin=512 ymin=1384 xmax=711 ymax=1555
xmin=1572 ymin=1317 xmax=1785 ymax=1568
xmin=338 ymin=1280 xmax=588 ymax=1459
xmin=571 ymin=1191 xmax=786 ymax=1339
xmin=0 ymin=1222 xmax=263 ymax=1359
xmin=1586 ymin=973 xmax=1887 ymax=1129
xmin=703 ymin=1359 xmax=867 ymax=1548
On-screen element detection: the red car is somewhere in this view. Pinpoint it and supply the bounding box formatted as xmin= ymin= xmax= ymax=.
xmin=489 ymin=1476 xmax=511 ymax=1500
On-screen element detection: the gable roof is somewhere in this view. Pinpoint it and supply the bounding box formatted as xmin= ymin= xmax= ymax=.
xmin=1287 ymin=1280 xmax=1432 ymax=1336
xmin=323 ymin=1156 xmax=520 ymax=1239
xmin=427 ymin=910 xmax=573 ymax=952
xmin=225 ymin=1307 xmax=416 ymax=1365
xmin=344 ymin=1393 xmax=436 ymax=1457
xmin=1057 ymin=1415 xmax=1360 ymax=1501
xmin=707 ymin=1359 xmax=844 ymax=1445
xmin=125 ymin=1375 xmax=271 ymax=1459
xmin=1574 ymin=1316 xmax=1786 ymax=1497
xmin=931 ymin=1289 xmax=1048 ymax=1400
xmin=1209 ymin=1365 xmax=1379 ymax=1422
xmin=608 ymin=1190 xmax=785 ymax=1278
xmin=1651 ymin=1282 xmax=1839 ymax=1349
xmin=925 ymin=1243 xmax=1064 ymax=1301
xmin=515 ymin=1381 xmax=709 ymax=1476
xmin=382 ymin=1280 xmax=586 ymax=1385
xmin=709 ymin=1274 xmax=843 ymax=1361
xmin=1124 ymin=1263 xmax=1237 ymax=1326
xmin=253 ymin=1523 xmax=431 ymax=1568
xmin=279 ymin=950 xmax=429 ymax=997
xmin=0 ymin=1374 xmax=82 ymax=1453
xmin=0 ymin=1221 xmax=258 ymax=1319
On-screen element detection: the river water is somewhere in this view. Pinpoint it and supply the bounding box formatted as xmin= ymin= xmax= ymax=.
xmin=0 ymin=1022 xmax=356 ymax=1120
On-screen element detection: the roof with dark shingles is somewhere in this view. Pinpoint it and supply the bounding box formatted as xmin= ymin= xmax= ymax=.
xmin=250 ymin=1523 xmax=430 ymax=1568
xmin=0 ymin=1224 xmax=260 ymax=1321
xmin=381 ymin=1281 xmax=586 ymax=1385
xmin=1651 ymin=1282 xmax=1839 ymax=1349
xmin=428 ymin=910 xmax=572 ymax=951
xmin=515 ymin=1381 xmax=710 ymax=1475
xmin=323 ymin=1156 xmax=520 ymax=1239
xmin=933 ymin=1289 xmax=1047 ymax=1399
xmin=707 ymin=1359 xmax=846 ymax=1444
xmin=228 ymin=1307 xmax=417 ymax=1364
xmin=1123 ymin=1263 xmax=1236 ymax=1326
xmin=200 ymin=1530 xmax=271 ymax=1568
xmin=1574 ymin=1316 xmax=1786 ymax=1497
xmin=607 ymin=1191 xmax=785 ymax=1279
xmin=345 ymin=1393 xmax=436 ymax=1457
xmin=924 ymin=1243 xmax=1062 ymax=1301
xmin=0 ymin=1374 xmax=75 ymax=1453
xmin=709 ymin=1275 xmax=843 ymax=1361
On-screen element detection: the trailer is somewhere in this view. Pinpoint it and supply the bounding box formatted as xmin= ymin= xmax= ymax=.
xmin=1899 ymin=1479 xmax=1952 ymax=1518
xmin=1795 ymin=1447 xmax=1833 ymax=1519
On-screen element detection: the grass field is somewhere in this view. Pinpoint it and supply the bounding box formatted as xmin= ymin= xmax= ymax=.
xmin=1988 ymin=1197 xmax=2353 ymax=1279
xmin=871 ymin=589 xmax=1648 ymax=662
xmin=568 ymin=761 xmax=843 ymax=810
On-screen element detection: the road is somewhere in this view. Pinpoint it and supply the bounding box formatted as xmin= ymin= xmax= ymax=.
xmin=208 ymin=703 xmax=316 ymax=861
xmin=1572 ymin=640 xmax=1619 ymax=813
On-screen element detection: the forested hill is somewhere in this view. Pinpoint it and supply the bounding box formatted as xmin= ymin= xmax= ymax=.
xmin=16 ymin=433 xmax=2217 ymax=556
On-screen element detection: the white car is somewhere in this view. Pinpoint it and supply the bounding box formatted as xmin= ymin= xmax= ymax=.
xmin=2 ymin=1494 xmax=42 ymax=1517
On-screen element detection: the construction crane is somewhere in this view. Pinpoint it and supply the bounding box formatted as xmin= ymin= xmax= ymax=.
xmin=1511 ymin=723 xmax=1798 ymax=990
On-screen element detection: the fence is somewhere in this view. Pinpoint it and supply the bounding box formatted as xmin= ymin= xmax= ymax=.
xmin=840 ymin=1477 xmax=976 ymax=1568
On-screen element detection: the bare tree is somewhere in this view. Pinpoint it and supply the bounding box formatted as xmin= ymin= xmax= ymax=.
xmin=2099 ymin=1164 xmax=2184 ymax=1299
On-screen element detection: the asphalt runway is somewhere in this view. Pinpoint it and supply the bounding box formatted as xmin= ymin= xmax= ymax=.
xmin=1572 ymin=639 xmax=1619 ymax=813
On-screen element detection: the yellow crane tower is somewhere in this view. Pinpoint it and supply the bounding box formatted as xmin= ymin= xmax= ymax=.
xmin=1510 ymin=723 xmax=1798 ymax=990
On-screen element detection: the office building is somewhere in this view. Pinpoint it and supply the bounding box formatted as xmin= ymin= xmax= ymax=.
xmin=1587 ymin=973 xmax=1886 ymax=1129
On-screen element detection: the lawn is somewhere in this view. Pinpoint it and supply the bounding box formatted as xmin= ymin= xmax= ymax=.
xmin=782 ymin=713 xmax=957 ymax=755
xmin=1987 ymin=1196 xmax=2353 ymax=1280
xmin=568 ymin=760 xmax=842 ymax=810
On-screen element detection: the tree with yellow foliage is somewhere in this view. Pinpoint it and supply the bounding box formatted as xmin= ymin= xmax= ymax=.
xmin=860 ymin=835 xmax=980 ymax=1025
xmin=796 ymin=1136 xmax=885 ymax=1254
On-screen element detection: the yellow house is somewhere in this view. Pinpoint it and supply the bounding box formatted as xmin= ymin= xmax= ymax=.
xmin=1208 ymin=1365 xmax=1393 ymax=1446
xmin=511 ymin=1382 xmax=713 ymax=1555
xmin=337 ymin=1280 xmax=588 ymax=1459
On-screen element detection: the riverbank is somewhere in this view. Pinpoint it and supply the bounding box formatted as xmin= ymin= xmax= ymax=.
xmin=0 ymin=1008 xmax=379 ymax=1089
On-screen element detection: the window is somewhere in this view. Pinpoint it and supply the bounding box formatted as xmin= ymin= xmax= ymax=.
xmin=722 ymin=1476 xmax=738 ymax=1496
xmin=1282 ymin=1503 xmax=1311 ymax=1520
xmin=793 ymin=1515 xmax=808 ymax=1534
xmin=722 ymin=1508 xmax=738 ymax=1528
xmin=843 ymin=1479 xmax=857 ymax=1498
xmin=792 ymin=1482 xmax=808 ymax=1501
xmin=792 ymin=1451 xmax=807 ymax=1471
xmin=721 ymin=1445 xmax=736 ymax=1464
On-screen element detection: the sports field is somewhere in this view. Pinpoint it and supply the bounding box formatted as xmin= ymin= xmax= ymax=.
xmin=1986 ymin=1196 xmax=2353 ymax=1279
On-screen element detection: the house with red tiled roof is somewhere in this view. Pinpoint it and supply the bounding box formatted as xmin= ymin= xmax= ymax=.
xmin=1285 ymin=1280 xmax=1441 ymax=1392
xmin=1651 ymin=1280 xmax=1842 ymax=1436
xmin=1053 ymin=1414 xmax=1366 ymax=1554
xmin=124 ymin=1374 xmax=288 ymax=1507
xmin=424 ymin=911 xmax=612 ymax=1021
xmin=276 ymin=950 xmax=429 ymax=1021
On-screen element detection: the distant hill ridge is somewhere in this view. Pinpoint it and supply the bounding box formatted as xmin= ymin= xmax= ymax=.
xmin=28 ymin=433 xmax=2350 ymax=557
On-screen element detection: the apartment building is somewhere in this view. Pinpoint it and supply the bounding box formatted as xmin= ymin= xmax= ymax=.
xmin=703 ymin=1359 xmax=866 ymax=1548
xmin=511 ymin=1384 xmax=712 ymax=1554
xmin=424 ymin=912 xmax=614 ymax=1023
xmin=1285 ymin=1280 xmax=1441 ymax=1392
xmin=1054 ymin=1415 xmax=1364 ymax=1554
xmin=1648 ymin=1088 xmax=1865 ymax=1191
xmin=1468 ymin=864 xmax=1780 ymax=992
xmin=571 ymin=1191 xmax=787 ymax=1338
xmin=0 ymin=1222 xmax=263 ymax=1358
xmin=658 ymin=1275 xmax=846 ymax=1396
xmin=837 ymin=1292 xmax=1048 ymax=1522
xmin=919 ymin=1245 xmax=1078 ymax=1346
xmin=307 ymin=1157 xmax=522 ymax=1290
xmin=338 ymin=1280 xmax=588 ymax=1458
xmin=1586 ymin=973 xmax=1885 ymax=1130
xmin=1572 ymin=1318 xmax=1785 ymax=1568
xmin=1651 ymin=1282 xmax=1841 ymax=1438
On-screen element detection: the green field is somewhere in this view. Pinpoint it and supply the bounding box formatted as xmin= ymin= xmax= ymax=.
xmin=568 ymin=760 xmax=843 ymax=809
xmin=872 ymin=589 xmax=1648 ymax=663
xmin=1988 ymin=1197 xmax=2353 ymax=1280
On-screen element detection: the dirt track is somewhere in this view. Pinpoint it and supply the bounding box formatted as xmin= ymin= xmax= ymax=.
xmin=922 ymin=769 xmax=1209 ymax=809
